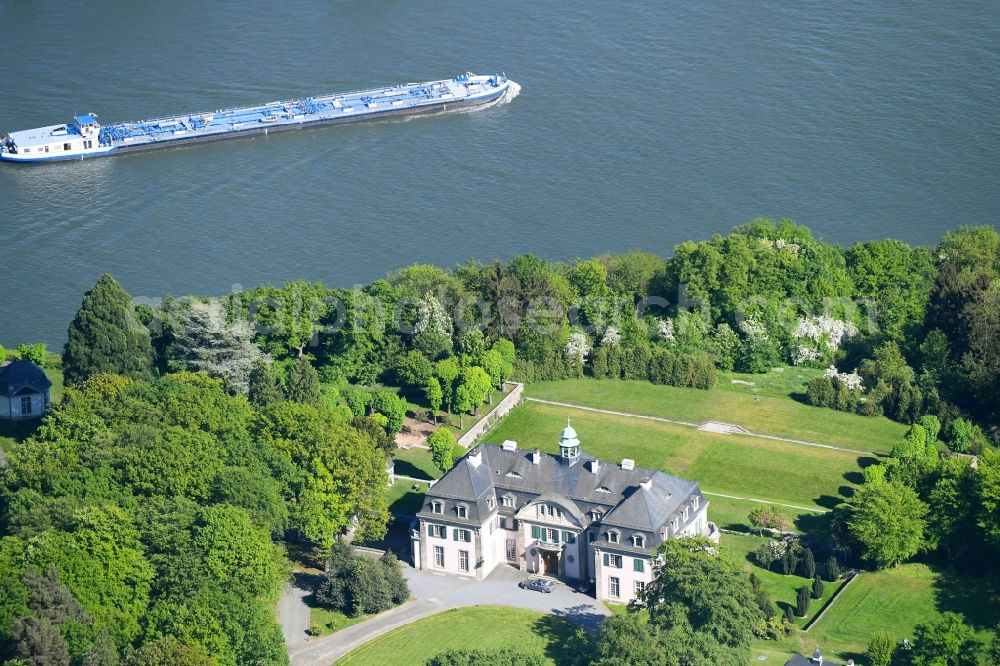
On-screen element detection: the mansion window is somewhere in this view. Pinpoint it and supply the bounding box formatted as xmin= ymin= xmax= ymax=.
xmin=562 ymin=531 xmax=576 ymax=544
xmin=607 ymin=531 xmax=619 ymax=544
xmin=431 ymin=501 xmax=443 ymax=514
xmin=454 ymin=528 xmax=472 ymax=543
xmin=506 ymin=539 xmax=517 ymax=561
xmin=546 ymin=528 xmax=559 ymax=543
xmin=457 ymin=505 xmax=468 ymax=519
xmin=633 ymin=558 xmax=644 ymax=573
xmin=671 ymin=518 xmax=679 ymax=533
xmin=602 ymin=553 xmax=623 ymax=569
xmin=692 ymin=496 xmax=700 ymax=510
xmin=682 ymin=507 xmax=689 ymax=522
xmin=426 ymin=524 xmax=446 ymax=539
xmin=20 ymin=396 xmax=32 ymax=415
xmin=589 ymin=510 xmax=603 ymax=522
xmin=537 ymin=504 xmax=562 ymax=519
xmin=487 ymin=497 xmax=496 ymax=510
xmin=459 ymin=550 xmax=470 ymax=572
xmin=609 ymin=576 xmax=620 ymax=598
xmin=632 ymin=535 xmax=645 ymax=548
xmin=634 ymin=581 xmax=645 ymax=596
xmin=502 ymin=495 xmax=515 ymax=508
xmin=433 ymin=546 xmax=444 ymax=568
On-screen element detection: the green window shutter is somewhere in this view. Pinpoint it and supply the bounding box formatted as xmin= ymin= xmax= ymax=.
xmin=531 ymin=525 xmax=541 ymax=539
xmin=603 ymin=553 xmax=609 ymax=567
xmin=427 ymin=524 xmax=433 ymax=537
xmin=563 ymin=531 xmax=575 ymax=543
xmin=634 ymin=558 xmax=644 ymax=572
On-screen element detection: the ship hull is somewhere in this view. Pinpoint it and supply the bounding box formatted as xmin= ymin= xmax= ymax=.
xmin=1 ymin=76 xmax=509 ymax=164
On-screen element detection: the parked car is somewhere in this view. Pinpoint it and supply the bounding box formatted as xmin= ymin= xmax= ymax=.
xmin=518 ymin=578 xmax=555 ymax=593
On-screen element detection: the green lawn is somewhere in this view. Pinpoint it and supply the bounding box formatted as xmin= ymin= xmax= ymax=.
xmin=526 ymin=378 xmax=905 ymax=453
xmin=392 ymin=447 xmax=440 ymax=480
xmin=486 ymin=400 xmax=871 ymax=526
xmin=719 ymin=366 xmax=824 ymax=399
xmin=757 ymin=563 xmax=1000 ymax=663
xmin=334 ymin=606 xmax=581 ymax=666
xmin=310 ymin=605 xmax=366 ymax=637
xmin=387 ymin=479 xmax=429 ymax=516
xmin=720 ymin=533 xmax=845 ymax=629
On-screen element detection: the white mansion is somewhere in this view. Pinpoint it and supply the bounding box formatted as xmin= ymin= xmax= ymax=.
xmin=411 ymin=423 xmax=718 ymax=603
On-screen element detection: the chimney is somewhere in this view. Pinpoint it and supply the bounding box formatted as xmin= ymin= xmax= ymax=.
xmin=468 ymin=448 xmax=482 ymax=468
xmin=640 ymin=478 xmax=652 ymax=490
xmin=590 ymin=459 xmax=600 ymax=475
xmin=531 ymin=449 xmax=542 ymax=465
xmin=811 ymin=647 xmax=823 ymax=665
xmin=620 ymin=458 xmax=635 ymax=471
xmin=502 ymin=440 xmax=517 ymax=452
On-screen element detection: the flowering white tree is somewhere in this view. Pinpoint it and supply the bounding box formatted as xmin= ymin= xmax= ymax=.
xmin=653 ymin=317 xmax=675 ymax=342
xmin=791 ymin=315 xmax=858 ymax=365
xmin=414 ymin=294 xmax=452 ymax=338
xmin=824 ymin=365 xmax=864 ymax=391
xmin=565 ymin=332 xmax=590 ymax=364
xmin=601 ymin=326 xmax=621 ymax=348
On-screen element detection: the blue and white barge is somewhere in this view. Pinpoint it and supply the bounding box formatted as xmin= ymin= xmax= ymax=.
xmin=1 ymin=73 xmax=512 ymax=163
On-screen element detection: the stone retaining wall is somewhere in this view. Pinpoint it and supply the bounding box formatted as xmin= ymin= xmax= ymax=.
xmin=457 ymin=382 xmax=524 ymax=448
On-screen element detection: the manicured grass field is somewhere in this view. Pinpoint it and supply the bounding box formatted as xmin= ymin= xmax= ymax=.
xmin=757 ymin=563 xmax=1000 ymax=663
xmin=720 ymin=533 xmax=845 ymax=628
xmin=310 ymin=605 xmax=365 ymax=637
xmin=334 ymin=606 xmax=580 ymax=666
xmin=386 ymin=479 xmax=430 ymax=516
xmin=526 ymin=378 xmax=905 ymax=453
xmin=392 ymin=447 xmax=439 ymax=480
xmin=486 ymin=400 xmax=871 ymax=525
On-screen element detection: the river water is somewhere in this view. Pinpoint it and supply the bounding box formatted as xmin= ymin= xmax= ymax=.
xmin=1 ymin=1 xmax=997 ymax=346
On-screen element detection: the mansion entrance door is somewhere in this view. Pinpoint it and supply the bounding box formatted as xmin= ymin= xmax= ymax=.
xmin=541 ymin=550 xmax=559 ymax=576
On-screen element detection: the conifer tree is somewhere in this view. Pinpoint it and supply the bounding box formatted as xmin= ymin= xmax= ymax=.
xmin=248 ymin=360 xmax=282 ymax=407
xmin=63 ymin=274 xmax=155 ymax=385
xmin=285 ymin=356 xmax=321 ymax=406
xmin=796 ymin=586 xmax=811 ymax=617
xmin=812 ymin=575 xmax=825 ymax=600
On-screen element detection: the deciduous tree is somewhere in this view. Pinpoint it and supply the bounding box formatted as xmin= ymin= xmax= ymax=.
xmin=429 ymin=428 xmax=457 ymax=475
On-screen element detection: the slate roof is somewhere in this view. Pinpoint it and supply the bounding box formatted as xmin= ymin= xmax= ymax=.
xmin=0 ymin=360 xmax=52 ymax=397
xmin=418 ymin=442 xmax=705 ymax=546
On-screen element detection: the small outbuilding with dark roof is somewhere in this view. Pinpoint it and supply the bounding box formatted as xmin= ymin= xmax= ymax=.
xmin=0 ymin=359 xmax=52 ymax=421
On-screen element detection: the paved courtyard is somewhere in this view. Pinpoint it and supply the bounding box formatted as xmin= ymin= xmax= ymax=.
xmin=285 ymin=561 xmax=611 ymax=666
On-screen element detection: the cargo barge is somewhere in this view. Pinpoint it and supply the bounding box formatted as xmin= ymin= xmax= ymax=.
xmin=0 ymin=73 xmax=512 ymax=163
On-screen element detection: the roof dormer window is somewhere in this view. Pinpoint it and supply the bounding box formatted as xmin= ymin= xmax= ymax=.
xmin=633 ymin=535 xmax=645 ymax=548
xmin=671 ymin=517 xmax=679 ymax=532
xmin=487 ymin=497 xmax=496 ymax=510
xmin=502 ymin=495 xmax=515 ymax=508
xmin=607 ymin=530 xmax=620 ymax=544
xmin=457 ymin=504 xmax=468 ymax=519
xmin=432 ymin=501 xmax=443 ymax=515
xmin=692 ymin=496 xmax=700 ymax=510
xmin=682 ymin=507 xmax=689 ymax=522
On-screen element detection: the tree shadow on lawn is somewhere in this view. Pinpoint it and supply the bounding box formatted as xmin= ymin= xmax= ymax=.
xmin=842 ymin=470 xmax=865 ymax=486
xmin=293 ymin=570 xmax=324 ymax=598
xmin=533 ymin=609 xmax=602 ymax=664
xmin=391 ymin=458 xmax=434 ymax=480
xmin=931 ymin=570 xmax=1000 ymax=631
xmin=814 ymin=494 xmax=844 ymax=511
